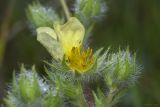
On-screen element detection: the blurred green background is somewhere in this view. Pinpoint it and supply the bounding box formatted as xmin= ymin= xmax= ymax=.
xmin=0 ymin=0 xmax=160 ymax=106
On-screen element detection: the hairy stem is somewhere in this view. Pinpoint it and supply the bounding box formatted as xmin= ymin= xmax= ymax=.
xmin=59 ymin=0 xmax=70 ymax=20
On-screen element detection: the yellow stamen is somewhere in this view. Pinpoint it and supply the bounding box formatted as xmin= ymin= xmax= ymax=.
xmin=66 ymin=47 xmax=94 ymax=73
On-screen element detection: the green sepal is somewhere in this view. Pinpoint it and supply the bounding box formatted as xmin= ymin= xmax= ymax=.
xmin=43 ymin=94 xmax=61 ymax=107
xmin=93 ymin=89 xmax=105 ymax=107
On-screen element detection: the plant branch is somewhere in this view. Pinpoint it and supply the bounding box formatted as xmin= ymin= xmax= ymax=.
xmin=59 ymin=0 xmax=70 ymax=20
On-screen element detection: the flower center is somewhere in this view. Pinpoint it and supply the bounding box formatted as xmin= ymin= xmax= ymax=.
xmin=66 ymin=47 xmax=94 ymax=73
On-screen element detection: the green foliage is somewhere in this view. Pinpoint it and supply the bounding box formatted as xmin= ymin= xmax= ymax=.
xmin=74 ymin=0 xmax=107 ymax=27
xmin=104 ymin=48 xmax=141 ymax=87
xmin=4 ymin=0 xmax=142 ymax=107
xmin=93 ymin=89 xmax=106 ymax=107
xmin=4 ymin=48 xmax=141 ymax=107
xmin=19 ymin=71 xmax=41 ymax=102
xmin=42 ymin=47 xmax=140 ymax=107
xmin=26 ymin=1 xmax=61 ymax=28
xmin=4 ymin=66 xmax=46 ymax=107
xmin=44 ymin=60 xmax=89 ymax=107
xmin=43 ymin=93 xmax=61 ymax=107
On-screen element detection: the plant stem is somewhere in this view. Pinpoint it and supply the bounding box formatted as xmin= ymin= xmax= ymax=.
xmin=0 ymin=0 xmax=15 ymax=67
xmin=59 ymin=0 xmax=70 ymax=20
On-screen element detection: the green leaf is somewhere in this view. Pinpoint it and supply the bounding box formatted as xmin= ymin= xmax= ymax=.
xmin=26 ymin=1 xmax=61 ymax=27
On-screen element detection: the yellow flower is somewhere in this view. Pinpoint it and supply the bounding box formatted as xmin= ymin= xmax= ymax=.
xmin=37 ymin=17 xmax=94 ymax=73
xmin=54 ymin=17 xmax=94 ymax=73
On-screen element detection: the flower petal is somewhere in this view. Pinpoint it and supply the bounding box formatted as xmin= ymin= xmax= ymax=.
xmin=54 ymin=17 xmax=85 ymax=55
xmin=37 ymin=27 xmax=64 ymax=60
xmin=37 ymin=27 xmax=57 ymax=40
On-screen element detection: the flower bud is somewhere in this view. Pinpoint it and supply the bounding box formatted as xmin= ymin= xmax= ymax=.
xmin=19 ymin=72 xmax=41 ymax=102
